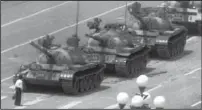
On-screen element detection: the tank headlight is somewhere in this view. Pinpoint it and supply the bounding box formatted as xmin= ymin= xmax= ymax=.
xmin=60 ymin=74 xmax=64 ymax=77
xmin=158 ymin=40 xmax=167 ymax=43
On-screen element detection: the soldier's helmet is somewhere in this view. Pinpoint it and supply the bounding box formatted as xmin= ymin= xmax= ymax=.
xmin=153 ymin=96 xmax=166 ymax=109
xmin=131 ymin=95 xmax=144 ymax=108
xmin=117 ymin=92 xmax=129 ymax=105
xmin=17 ymin=74 xmax=23 ymax=79
xmin=66 ymin=34 xmax=80 ymax=47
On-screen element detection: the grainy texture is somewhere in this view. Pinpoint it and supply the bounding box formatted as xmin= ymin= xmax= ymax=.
xmin=1 ymin=1 xmax=201 ymax=109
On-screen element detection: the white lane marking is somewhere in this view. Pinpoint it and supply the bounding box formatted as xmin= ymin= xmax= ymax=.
xmin=14 ymin=106 xmax=27 ymax=109
xmin=8 ymin=57 xmax=29 ymax=64
xmin=14 ymin=95 xmax=51 ymax=109
xmin=147 ymin=84 xmax=162 ymax=93
xmin=191 ymin=101 xmax=201 ymax=107
xmin=1 ymin=96 xmax=7 ymax=100
xmin=58 ymin=101 xmax=82 ymax=109
xmin=187 ymin=36 xmax=200 ymax=43
xmin=1 ymin=1 xmax=135 ymax=54
xmin=104 ymin=104 xmax=118 ymax=109
xmin=104 ymin=84 xmax=162 ymax=109
xmin=1 ymin=75 xmax=14 ymax=83
xmin=1 ymin=1 xmax=72 ymax=28
xmin=184 ymin=68 xmax=201 ymax=76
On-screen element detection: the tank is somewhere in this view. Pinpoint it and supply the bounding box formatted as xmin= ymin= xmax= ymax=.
xmin=157 ymin=1 xmax=201 ymax=35
xmin=84 ymin=18 xmax=151 ymax=77
xmin=12 ymin=36 xmax=105 ymax=95
xmin=104 ymin=2 xmax=188 ymax=59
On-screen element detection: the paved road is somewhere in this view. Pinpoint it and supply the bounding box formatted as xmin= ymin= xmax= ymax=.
xmin=1 ymin=1 xmax=201 ymax=109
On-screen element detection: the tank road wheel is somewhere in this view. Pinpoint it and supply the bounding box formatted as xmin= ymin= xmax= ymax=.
xmin=96 ymin=73 xmax=102 ymax=88
xmin=79 ymin=79 xmax=85 ymax=92
xmin=85 ymin=76 xmax=91 ymax=91
xmin=72 ymin=79 xmax=80 ymax=95
xmin=89 ymin=75 xmax=94 ymax=90
xmin=116 ymin=61 xmax=133 ymax=78
xmin=177 ymin=42 xmax=182 ymax=55
xmin=93 ymin=74 xmax=98 ymax=88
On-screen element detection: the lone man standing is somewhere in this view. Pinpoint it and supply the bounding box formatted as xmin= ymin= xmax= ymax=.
xmin=14 ymin=75 xmax=23 ymax=106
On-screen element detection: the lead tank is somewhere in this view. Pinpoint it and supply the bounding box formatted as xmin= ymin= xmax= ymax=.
xmin=106 ymin=2 xmax=188 ymax=59
xmin=84 ymin=19 xmax=151 ymax=77
xmin=13 ymin=36 xmax=105 ymax=95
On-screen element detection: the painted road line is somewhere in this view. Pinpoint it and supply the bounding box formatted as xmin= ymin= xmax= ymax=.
xmin=8 ymin=57 xmax=29 ymax=64
xmin=184 ymin=68 xmax=201 ymax=76
xmin=1 ymin=1 xmax=72 ymax=28
xmin=58 ymin=101 xmax=82 ymax=109
xmin=191 ymin=101 xmax=201 ymax=107
xmin=147 ymin=84 xmax=162 ymax=93
xmin=187 ymin=36 xmax=200 ymax=43
xmin=104 ymin=84 xmax=162 ymax=109
xmin=1 ymin=75 xmax=14 ymax=83
xmin=104 ymin=104 xmax=118 ymax=109
xmin=1 ymin=1 xmax=135 ymax=54
xmin=1 ymin=96 xmax=7 ymax=100
xmin=14 ymin=95 xmax=52 ymax=109
xmin=14 ymin=106 xmax=27 ymax=109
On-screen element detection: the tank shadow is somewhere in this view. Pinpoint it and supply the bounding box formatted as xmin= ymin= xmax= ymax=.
xmin=103 ymin=67 xmax=156 ymax=81
xmin=146 ymin=70 xmax=167 ymax=78
xmin=24 ymin=85 xmax=110 ymax=97
xmin=150 ymin=50 xmax=193 ymax=61
xmin=68 ymin=85 xmax=110 ymax=97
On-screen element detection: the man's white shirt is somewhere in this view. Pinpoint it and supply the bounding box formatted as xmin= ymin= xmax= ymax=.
xmin=15 ymin=79 xmax=23 ymax=89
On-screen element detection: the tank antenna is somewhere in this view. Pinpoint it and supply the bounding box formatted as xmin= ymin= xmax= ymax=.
xmin=75 ymin=1 xmax=80 ymax=37
xmin=124 ymin=1 xmax=128 ymax=28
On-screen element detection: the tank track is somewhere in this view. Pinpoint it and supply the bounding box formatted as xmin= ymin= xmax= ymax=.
xmin=115 ymin=47 xmax=150 ymax=78
xmin=155 ymin=30 xmax=187 ymax=59
xmin=61 ymin=65 xmax=105 ymax=95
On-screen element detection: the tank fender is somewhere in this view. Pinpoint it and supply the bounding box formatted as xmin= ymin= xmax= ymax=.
xmin=155 ymin=35 xmax=169 ymax=45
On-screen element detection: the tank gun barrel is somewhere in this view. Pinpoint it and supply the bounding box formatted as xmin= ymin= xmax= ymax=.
xmin=30 ymin=41 xmax=52 ymax=57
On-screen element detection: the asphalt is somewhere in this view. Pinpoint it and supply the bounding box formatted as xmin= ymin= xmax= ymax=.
xmin=1 ymin=1 xmax=201 ymax=109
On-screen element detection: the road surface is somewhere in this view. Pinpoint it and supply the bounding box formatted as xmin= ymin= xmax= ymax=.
xmin=1 ymin=1 xmax=201 ymax=109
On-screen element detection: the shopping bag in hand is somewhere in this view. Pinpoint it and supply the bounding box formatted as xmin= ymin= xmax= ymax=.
xmin=12 ymin=92 xmax=16 ymax=100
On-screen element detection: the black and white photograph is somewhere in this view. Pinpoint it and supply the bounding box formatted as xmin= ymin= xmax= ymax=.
xmin=1 ymin=0 xmax=201 ymax=109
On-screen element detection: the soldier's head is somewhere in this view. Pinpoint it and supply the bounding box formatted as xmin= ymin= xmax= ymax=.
xmin=18 ymin=74 xmax=23 ymax=79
